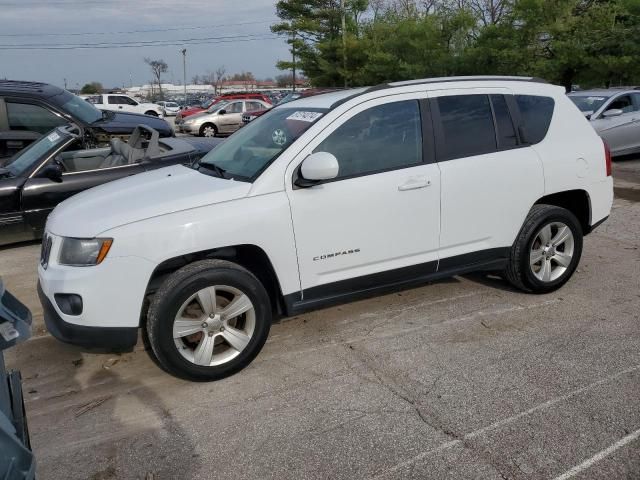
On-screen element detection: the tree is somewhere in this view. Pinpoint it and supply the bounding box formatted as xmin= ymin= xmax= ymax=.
xmin=80 ymin=82 xmax=103 ymax=94
xmin=213 ymin=66 xmax=226 ymax=94
xmin=144 ymin=58 xmax=168 ymax=98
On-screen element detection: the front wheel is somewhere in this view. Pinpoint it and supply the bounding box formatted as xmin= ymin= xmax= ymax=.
xmin=504 ymin=204 xmax=583 ymax=293
xmin=199 ymin=123 xmax=217 ymax=137
xmin=145 ymin=110 xmax=159 ymax=117
xmin=147 ymin=260 xmax=272 ymax=381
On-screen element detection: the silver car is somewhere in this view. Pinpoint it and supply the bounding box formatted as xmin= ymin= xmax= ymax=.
xmin=569 ymin=88 xmax=640 ymax=156
xmin=179 ymin=99 xmax=270 ymax=137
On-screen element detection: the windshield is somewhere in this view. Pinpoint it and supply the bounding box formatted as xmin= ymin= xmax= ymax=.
xmin=4 ymin=128 xmax=70 ymax=176
xmin=197 ymin=107 xmax=327 ymax=181
xmin=50 ymin=90 xmax=103 ymax=124
xmin=569 ymin=94 xmax=611 ymax=113
xmin=206 ymin=100 xmax=230 ymax=114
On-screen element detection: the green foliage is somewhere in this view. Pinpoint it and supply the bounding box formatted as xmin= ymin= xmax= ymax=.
xmin=79 ymin=82 xmax=103 ymax=94
xmin=272 ymin=0 xmax=640 ymax=89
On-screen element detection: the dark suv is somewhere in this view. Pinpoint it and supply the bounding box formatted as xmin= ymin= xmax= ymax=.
xmin=0 ymin=80 xmax=173 ymax=159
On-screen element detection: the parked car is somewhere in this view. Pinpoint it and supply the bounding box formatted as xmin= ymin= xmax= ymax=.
xmin=0 ymin=124 xmax=222 ymax=245
xmin=0 ymin=81 xmax=173 ymax=161
xmin=38 ymin=76 xmax=613 ymax=381
xmin=242 ymin=88 xmax=342 ymax=125
xmin=568 ymin=88 xmax=640 ymax=156
xmin=178 ymin=99 xmax=271 ymax=137
xmin=0 ymin=279 xmax=35 ymax=480
xmin=156 ymin=101 xmax=181 ymax=116
xmin=82 ymin=94 xmax=164 ymax=117
xmin=175 ymin=92 xmax=272 ymax=126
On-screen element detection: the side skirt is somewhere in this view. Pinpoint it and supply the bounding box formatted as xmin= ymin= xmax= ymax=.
xmin=284 ymin=247 xmax=509 ymax=316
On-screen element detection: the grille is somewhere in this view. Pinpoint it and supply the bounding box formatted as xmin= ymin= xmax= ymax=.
xmin=40 ymin=234 xmax=52 ymax=269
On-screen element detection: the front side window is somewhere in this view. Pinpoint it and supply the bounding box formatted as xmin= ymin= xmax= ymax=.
xmin=437 ymin=94 xmax=496 ymax=160
xmin=516 ymin=95 xmax=555 ymax=144
xmin=6 ymin=102 xmax=66 ymax=134
xmin=124 ymin=96 xmax=138 ymax=106
xmin=314 ymin=100 xmax=423 ymax=179
xmin=607 ymin=94 xmax=635 ymax=113
xmin=197 ymin=107 xmax=326 ymax=181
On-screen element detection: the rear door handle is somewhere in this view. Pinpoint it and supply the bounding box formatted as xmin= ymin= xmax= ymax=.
xmin=398 ymin=177 xmax=431 ymax=191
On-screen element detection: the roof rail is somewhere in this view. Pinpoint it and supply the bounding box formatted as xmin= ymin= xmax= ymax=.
xmin=330 ymin=75 xmax=549 ymax=109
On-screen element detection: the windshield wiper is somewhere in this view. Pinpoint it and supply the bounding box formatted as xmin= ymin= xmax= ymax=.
xmin=0 ymin=168 xmax=13 ymax=178
xmin=197 ymin=161 xmax=227 ymax=179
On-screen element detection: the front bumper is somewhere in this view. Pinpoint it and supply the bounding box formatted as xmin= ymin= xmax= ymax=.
xmin=38 ymin=282 xmax=137 ymax=351
xmin=179 ymin=124 xmax=196 ymax=133
xmin=37 ymin=235 xmax=155 ymax=350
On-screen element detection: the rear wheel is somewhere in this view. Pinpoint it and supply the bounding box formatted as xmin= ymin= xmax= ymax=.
xmin=199 ymin=123 xmax=218 ymax=137
xmin=504 ymin=204 xmax=583 ymax=293
xmin=147 ymin=260 xmax=272 ymax=381
xmin=145 ymin=110 xmax=159 ymax=117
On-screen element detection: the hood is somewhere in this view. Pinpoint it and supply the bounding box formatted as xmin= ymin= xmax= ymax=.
xmin=179 ymin=106 xmax=206 ymax=118
xmin=46 ymin=164 xmax=252 ymax=238
xmin=182 ymin=111 xmax=212 ymax=122
xmin=91 ymin=111 xmax=172 ymax=136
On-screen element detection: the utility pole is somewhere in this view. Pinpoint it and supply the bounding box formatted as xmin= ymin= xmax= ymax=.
xmin=63 ymin=78 xmax=67 ymax=90
xmin=291 ymin=32 xmax=296 ymax=92
xmin=181 ymin=48 xmax=187 ymax=106
xmin=341 ymin=0 xmax=347 ymax=88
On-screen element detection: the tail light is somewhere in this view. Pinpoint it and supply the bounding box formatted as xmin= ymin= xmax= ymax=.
xmin=603 ymin=140 xmax=612 ymax=177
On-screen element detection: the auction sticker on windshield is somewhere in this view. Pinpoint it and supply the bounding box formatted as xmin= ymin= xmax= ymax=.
xmin=286 ymin=111 xmax=323 ymax=122
xmin=47 ymin=132 xmax=60 ymax=142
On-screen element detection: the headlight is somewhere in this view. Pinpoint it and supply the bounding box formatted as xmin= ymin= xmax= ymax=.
xmin=59 ymin=238 xmax=113 ymax=266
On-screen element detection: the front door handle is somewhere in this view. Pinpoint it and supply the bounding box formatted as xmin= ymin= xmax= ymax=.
xmin=398 ymin=177 xmax=431 ymax=191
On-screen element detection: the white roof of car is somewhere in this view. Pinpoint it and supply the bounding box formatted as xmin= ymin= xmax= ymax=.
xmin=281 ymin=76 xmax=552 ymax=110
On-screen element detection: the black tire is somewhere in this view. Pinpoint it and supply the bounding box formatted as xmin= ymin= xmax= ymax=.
xmin=504 ymin=204 xmax=583 ymax=294
xmin=147 ymin=259 xmax=272 ymax=381
xmin=145 ymin=110 xmax=159 ymax=117
xmin=199 ymin=123 xmax=218 ymax=137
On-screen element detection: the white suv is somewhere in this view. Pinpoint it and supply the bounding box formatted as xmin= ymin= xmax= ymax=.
xmin=38 ymin=77 xmax=613 ymax=381
xmin=82 ymin=94 xmax=164 ymax=117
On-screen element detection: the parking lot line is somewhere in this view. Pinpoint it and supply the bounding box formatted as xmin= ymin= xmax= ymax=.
xmin=551 ymin=427 xmax=640 ymax=480
xmin=372 ymin=363 xmax=640 ymax=478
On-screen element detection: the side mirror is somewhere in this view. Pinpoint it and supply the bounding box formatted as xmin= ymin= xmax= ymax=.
xmin=218 ymin=109 xmax=226 ymax=115
xmin=603 ymin=108 xmax=623 ymax=118
xmin=582 ymin=110 xmax=594 ymax=120
xmin=39 ymin=164 xmax=63 ymax=183
xmin=295 ymin=152 xmax=339 ymax=187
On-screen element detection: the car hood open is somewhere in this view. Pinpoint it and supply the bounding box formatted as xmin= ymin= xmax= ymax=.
xmin=46 ymin=164 xmax=252 ymax=238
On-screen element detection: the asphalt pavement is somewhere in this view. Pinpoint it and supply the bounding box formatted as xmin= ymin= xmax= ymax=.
xmin=2 ymin=156 xmax=639 ymax=480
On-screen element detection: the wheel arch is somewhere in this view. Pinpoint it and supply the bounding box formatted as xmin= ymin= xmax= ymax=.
xmin=140 ymin=244 xmax=285 ymax=326
xmin=534 ymin=189 xmax=592 ymax=234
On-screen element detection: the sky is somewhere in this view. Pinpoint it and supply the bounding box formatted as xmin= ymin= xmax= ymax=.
xmin=0 ymin=0 xmax=291 ymax=90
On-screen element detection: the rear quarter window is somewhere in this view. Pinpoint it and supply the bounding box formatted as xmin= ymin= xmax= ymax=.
xmin=516 ymin=95 xmax=555 ymax=144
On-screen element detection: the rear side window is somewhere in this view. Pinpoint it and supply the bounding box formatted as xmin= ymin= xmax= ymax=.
xmin=515 ymin=95 xmax=554 ymax=144
xmin=490 ymin=95 xmax=518 ymax=149
xmin=436 ymin=95 xmax=496 ymax=160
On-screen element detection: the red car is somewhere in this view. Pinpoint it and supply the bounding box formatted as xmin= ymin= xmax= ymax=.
xmin=241 ymin=88 xmax=341 ymax=125
xmin=176 ymin=93 xmax=272 ymax=125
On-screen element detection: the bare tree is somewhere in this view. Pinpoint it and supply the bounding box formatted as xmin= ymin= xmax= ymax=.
xmin=213 ymin=66 xmax=226 ymax=94
xmin=144 ymin=57 xmax=168 ymax=98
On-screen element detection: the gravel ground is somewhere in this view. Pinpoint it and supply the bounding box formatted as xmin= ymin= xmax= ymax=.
xmin=2 ymin=157 xmax=639 ymax=480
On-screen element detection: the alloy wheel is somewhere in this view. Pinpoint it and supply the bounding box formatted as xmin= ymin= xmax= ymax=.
xmin=173 ymin=285 xmax=255 ymax=366
xmin=529 ymin=221 xmax=575 ymax=283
